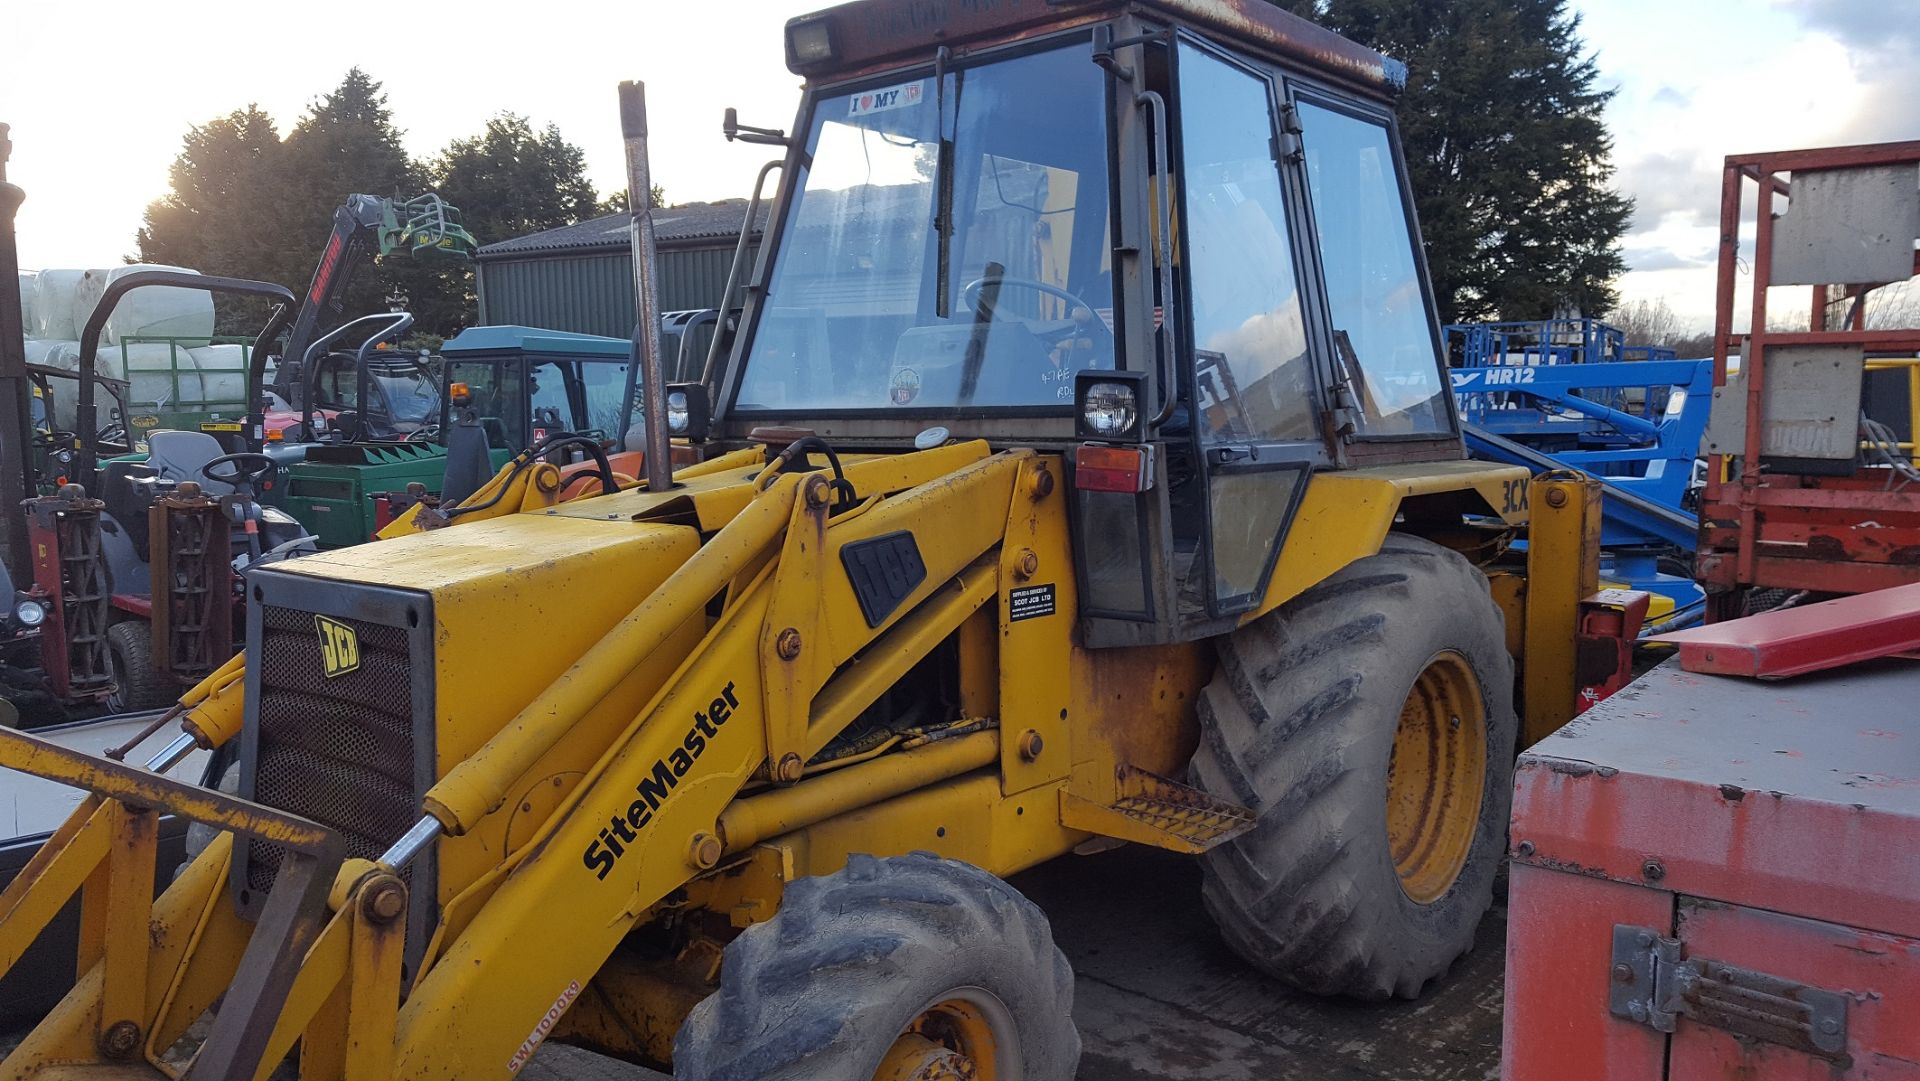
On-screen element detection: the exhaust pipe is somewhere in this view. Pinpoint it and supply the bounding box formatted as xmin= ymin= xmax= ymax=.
xmin=619 ymin=81 xmax=675 ymax=494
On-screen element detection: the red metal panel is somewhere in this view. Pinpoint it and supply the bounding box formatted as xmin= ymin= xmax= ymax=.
xmin=1697 ymin=552 xmax=1920 ymax=597
xmin=1502 ymin=864 xmax=1669 ymax=1081
xmin=1511 ymin=661 xmax=1920 ymax=941
xmin=1651 ymin=583 xmax=1920 ymax=678
xmin=1671 ymin=900 xmax=1920 ymax=1078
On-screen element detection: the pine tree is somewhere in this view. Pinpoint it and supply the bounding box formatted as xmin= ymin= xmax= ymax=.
xmin=136 ymin=106 xmax=287 ymax=333
xmin=1304 ymin=0 xmax=1632 ymax=322
xmin=279 ymin=69 xmax=425 ymax=324
xmin=400 ymin=114 xmax=601 ymax=335
xmin=434 ymin=115 xmax=598 ymax=243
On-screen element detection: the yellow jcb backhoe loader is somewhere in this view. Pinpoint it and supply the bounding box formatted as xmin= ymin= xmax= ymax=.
xmin=0 ymin=1 xmax=1626 ymax=1078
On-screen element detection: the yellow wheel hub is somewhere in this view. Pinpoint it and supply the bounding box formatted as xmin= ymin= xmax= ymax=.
xmin=874 ymin=995 xmax=1003 ymax=1081
xmin=1385 ymin=651 xmax=1487 ymax=904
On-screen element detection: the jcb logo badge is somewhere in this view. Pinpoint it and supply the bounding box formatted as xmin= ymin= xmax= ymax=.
xmin=315 ymin=616 xmax=360 ymax=678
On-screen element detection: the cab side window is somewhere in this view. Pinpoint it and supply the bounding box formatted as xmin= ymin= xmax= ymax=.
xmin=1177 ymin=46 xmax=1316 ymax=444
xmin=1297 ymin=101 xmax=1450 ymax=436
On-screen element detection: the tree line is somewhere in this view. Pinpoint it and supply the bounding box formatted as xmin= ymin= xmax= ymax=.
xmin=1285 ymin=0 xmax=1632 ymax=327
xmin=135 ymin=69 xmax=619 ymax=341
xmin=143 ymin=0 xmax=1641 ymax=346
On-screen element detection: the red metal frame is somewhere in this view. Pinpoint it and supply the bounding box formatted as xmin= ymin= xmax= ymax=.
xmin=1698 ymin=140 xmax=1920 ymax=618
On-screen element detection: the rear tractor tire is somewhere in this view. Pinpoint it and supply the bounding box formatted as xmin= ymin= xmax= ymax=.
xmin=1191 ymin=533 xmax=1517 ymax=1000
xmin=674 ymin=852 xmax=1080 ymax=1081
xmin=106 ymin=621 xmax=176 ymax=713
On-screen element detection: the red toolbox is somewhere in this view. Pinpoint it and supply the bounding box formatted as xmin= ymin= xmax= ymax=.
xmin=1504 ymin=658 xmax=1920 ymax=1079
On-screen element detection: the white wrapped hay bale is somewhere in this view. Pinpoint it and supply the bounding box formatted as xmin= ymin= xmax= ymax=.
xmin=34 ymin=340 xmax=85 ymax=376
xmin=31 ymin=270 xmax=85 ymax=341
xmin=74 ymin=265 xmax=215 ymax=346
xmin=17 ymin=272 xmax=36 ymax=334
xmin=22 ymin=339 xmax=65 ymax=367
xmin=117 ymin=341 xmax=205 ymax=408
xmin=188 ymin=344 xmax=252 ymax=407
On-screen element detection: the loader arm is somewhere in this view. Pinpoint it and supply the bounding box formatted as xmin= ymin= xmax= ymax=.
xmin=391 ymin=449 xmax=1033 ymax=1075
xmin=0 ymin=441 xmax=1077 ymax=1081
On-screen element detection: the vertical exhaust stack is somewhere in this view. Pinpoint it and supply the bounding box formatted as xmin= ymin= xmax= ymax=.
xmin=619 ymin=81 xmax=675 ymax=494
xmin=0 ymin=125 xmax=36 ymax=579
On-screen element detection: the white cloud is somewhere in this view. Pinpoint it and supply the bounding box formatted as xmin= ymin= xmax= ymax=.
xmin=1577 ymin=0 xmax=1915 ymax=331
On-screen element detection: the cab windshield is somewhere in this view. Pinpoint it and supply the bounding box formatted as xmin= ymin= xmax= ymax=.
xmin=446 ymin=357 xmax=632 ymax=449
xmin=314 ymin=354 xmax=438 ymax=435
xmin=734 ymin=41 xmax=1115 ymax=414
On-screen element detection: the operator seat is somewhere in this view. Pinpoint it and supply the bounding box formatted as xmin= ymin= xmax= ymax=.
xmin=144 ymin=430 xmax=234 ymax=495
xmin=100 ymin=429 xmax=234 ymax=564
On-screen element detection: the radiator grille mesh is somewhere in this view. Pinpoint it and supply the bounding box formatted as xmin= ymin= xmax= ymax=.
xmin=244 ymin=605 xmax=418 ymax=897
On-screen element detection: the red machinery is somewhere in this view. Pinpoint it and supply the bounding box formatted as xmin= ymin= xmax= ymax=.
xmin=1696 ymin=140 xmax=1920 ymax=614
xmin=1506 ymin=139 xmax=1920 ymax=1079
xmin=1503 ymin=657 xmax=1920 ymax=1079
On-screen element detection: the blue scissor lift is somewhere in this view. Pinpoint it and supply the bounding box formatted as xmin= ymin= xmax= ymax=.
xmin=1445 ymin=319 xmax=1714 ymax=623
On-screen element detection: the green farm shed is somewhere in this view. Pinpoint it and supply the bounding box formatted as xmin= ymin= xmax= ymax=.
xmin=474 ymin=201 xmax=766 ymax=336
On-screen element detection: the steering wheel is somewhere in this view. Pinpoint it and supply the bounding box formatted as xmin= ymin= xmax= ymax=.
xmin=957 ymin=276 xmax=1114 ymax=351
xmin=202 ymin=452 xmax=277 ymax=489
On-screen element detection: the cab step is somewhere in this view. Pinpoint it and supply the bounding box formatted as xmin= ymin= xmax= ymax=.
xmin=1060 ymin=764 xmax=1255 ymax=853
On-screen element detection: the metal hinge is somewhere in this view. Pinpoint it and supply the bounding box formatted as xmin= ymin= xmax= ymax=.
xmin=1277 ymin=102 xmax=1304 ymax=162
xmin=1609 ymin=924 xmax=1850 ymax=1059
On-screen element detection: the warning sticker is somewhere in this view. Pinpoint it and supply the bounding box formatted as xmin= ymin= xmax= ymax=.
xmin=1009 ymin=583 xmax=1057 ymax=623
xmin=848 ymin=80 xmax=925 ymax=118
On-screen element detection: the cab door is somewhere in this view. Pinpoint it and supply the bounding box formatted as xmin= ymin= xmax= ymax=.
xmin=1171 ymin=39 xmax=1323 ymax=618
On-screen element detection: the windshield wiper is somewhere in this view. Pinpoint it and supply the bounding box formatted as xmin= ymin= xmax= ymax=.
xmin=933 ymin=47 xmax=959 ymax=319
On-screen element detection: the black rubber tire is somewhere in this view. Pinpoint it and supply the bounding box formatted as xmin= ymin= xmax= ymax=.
xmin=106 ymin=621 xmax=176 ymax=713
xmin=1191 ymin=533 xmax=1517 ymax=1001
xmin=674 ymin=852 xmax=1080 ymax=1081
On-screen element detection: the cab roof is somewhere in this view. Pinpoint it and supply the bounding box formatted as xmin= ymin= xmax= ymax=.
xmin=440 ymin=325 xmax=631 ymax=359
xmin=783 ymin=0 xmax=1406 ymax=99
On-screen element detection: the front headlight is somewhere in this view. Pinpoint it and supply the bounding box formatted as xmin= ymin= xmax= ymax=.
xmin=1080 ymin=381 xmax=1139 ymax=438
xmin=14 ymin=598 xmax=46 ymax=628
xmin=665 ymin=389 xmax=690 ymax=435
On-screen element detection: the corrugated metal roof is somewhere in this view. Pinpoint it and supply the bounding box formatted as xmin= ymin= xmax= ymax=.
xmin=478 ymin=200 xmax=769 ymax=259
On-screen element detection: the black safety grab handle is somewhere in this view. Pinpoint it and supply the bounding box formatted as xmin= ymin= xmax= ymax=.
xmin=75 ymin=271 xmax=297 ymax=481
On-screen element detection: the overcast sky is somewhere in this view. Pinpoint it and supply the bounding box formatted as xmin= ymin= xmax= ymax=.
xmin=6 ymin=0 xmax=1918 ymax=331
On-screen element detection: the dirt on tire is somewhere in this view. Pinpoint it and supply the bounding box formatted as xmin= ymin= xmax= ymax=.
xmin=674 ymin=851 xmax=1079 ymax=1081
xmin=1190 ymin=533 xmax=1517 ymax=1001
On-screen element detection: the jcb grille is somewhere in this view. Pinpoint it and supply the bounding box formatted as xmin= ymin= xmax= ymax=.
xmin=244 ymin=605 xmax=419 ymax=898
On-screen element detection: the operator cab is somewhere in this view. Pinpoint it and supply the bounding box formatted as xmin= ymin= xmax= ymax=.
xmin=306 ymin=348 xmax=440 ymax=441
xmin=708 ymin=0 xmax=1462 ymax=642
xmin=439 ymin=325 xmax=639 ymax=452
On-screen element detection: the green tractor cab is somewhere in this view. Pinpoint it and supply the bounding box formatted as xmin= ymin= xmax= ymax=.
xmin=439 ymin=324 xmax=639 ymax=455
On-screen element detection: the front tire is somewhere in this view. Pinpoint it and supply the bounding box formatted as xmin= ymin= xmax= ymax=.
xmin=674 ymin=852 xmax=1080 ymax=1081
xmin=106 ymin=621 xmax=175 ymax=713
xmin=1191 ymin=533 xmax=1516 ymax=1000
